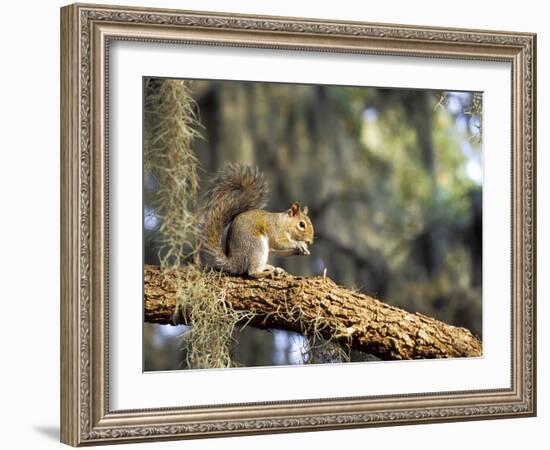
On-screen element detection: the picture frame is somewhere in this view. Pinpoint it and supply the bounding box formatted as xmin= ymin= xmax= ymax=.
xmin=60 ymin=2 xmax=536 ymax=446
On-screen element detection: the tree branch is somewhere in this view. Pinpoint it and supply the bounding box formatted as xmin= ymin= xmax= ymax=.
xmin=144 ymin=264 xmax=482 ymax=360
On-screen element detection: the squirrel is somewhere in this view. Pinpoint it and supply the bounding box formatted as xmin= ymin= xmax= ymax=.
xmin=199 ymin=163 xmax=314 ymax=278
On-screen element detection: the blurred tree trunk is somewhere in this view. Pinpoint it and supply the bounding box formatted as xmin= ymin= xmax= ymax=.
xmin=144 ymin=264 xmax=482 ymax=360
xmin=469 ymin=189 xmax=483 ymax=287
xmin=407 ymin=91 xmax=443 ymax=276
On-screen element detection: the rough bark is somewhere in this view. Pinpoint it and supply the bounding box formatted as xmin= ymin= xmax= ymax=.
xmin=144 ymin=264 xmax=482 ymax=360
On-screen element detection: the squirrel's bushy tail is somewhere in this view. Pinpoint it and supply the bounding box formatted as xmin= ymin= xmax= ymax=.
xmin=199 ymin=163 xmax=268 ymax=272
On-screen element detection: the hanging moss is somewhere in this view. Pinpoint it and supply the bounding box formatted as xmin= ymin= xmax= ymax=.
xmin=144 ymin=79 xmax=250 ymax=369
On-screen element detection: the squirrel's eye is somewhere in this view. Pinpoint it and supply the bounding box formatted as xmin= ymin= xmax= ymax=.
xmin=299 ymin=220 xmax=306 ymax=229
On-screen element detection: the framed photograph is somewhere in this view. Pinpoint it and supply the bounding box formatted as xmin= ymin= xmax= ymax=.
xmin=60 ymin=3 xmax=536 ymax=446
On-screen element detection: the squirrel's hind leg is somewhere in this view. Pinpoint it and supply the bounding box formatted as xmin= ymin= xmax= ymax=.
xmin=248 ymin=265 xmax=286 ymax=279
xmin=245 ymin=239 xmax=283 ymax=278
xmin=265 ymin=264 xmax=286 ymax=278
xmin=244 ymin=236 xmax=285 ymax=279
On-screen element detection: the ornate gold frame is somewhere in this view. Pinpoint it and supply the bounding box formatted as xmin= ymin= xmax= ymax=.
xmin=60 ymin=3 xmax=536 ymax=446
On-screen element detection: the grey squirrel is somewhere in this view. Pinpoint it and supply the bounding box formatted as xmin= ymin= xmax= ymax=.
xmin=199 ymin=163 xmax=314 ymax=278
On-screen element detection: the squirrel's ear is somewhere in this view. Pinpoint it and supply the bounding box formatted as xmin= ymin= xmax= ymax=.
xmin=289 ymin=202 xmax=300 ymax=217
xmin=302 ymin=205 xmax=309 ymax=215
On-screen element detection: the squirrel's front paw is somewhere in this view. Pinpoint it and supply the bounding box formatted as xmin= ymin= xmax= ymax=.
xmin=296 ymin=241 xmax=310 ymax=256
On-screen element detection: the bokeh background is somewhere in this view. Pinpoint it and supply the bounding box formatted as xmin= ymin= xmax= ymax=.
xmin=144 ymin=79 xmax=482 ymax=370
